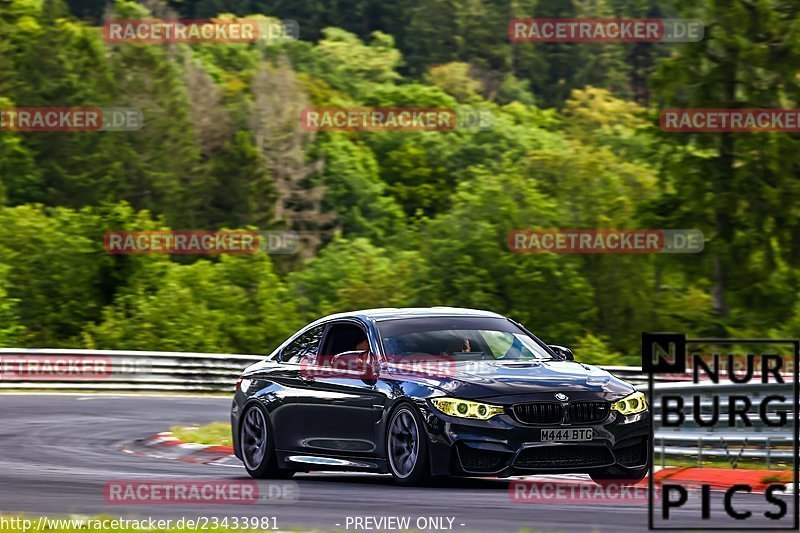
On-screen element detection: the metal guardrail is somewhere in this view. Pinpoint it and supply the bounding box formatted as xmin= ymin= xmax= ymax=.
xmin=648 ymin=380 xmax=795 ymax=465
xmin=0 ymin=350 xmax=657 ymax=391
xmin=0 ymin=349 xmax=794 ymax=466
xmin=0 ymin=350 xmax=666 ymax=391
xmin=653 ymin=434 xmax=795 ymax=468
xmin=0 ymin=348 xmax=264 ymax=392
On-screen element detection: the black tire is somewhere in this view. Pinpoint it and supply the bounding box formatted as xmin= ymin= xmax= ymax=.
xmin=589 ymin=465 xmax=648 ymax=487
xmin=386 ymin=403 xmax=430 ymax=486
xmin=239 ymin=403 xmax=294 ymax=479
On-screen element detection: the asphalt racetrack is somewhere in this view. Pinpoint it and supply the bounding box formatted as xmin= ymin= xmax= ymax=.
xmin=0 ymin=394 xmax=794 ymax=532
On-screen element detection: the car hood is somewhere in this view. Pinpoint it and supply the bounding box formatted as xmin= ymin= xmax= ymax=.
xmin=387 ymin=359 xmax=635 ymax=400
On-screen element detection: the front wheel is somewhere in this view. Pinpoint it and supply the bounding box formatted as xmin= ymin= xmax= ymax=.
xmin=240 ymin=403 xmax=294 ymax=479
xmin=386 ymin=404 xmax=430 ymax=486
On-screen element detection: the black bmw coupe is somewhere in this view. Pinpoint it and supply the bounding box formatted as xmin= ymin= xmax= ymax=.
xmin=231 ymin=307 xmax=650 ymax=486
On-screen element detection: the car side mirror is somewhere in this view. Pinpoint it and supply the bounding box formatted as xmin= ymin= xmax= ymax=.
xmin=549 ymin=345 xmax=574 ymax=361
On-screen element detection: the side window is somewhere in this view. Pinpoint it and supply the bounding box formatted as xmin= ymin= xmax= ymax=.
xmin=317 ymin=322 xmax=369 ymax=367
xmin=280 ymin=325 xmax=325 ymax=363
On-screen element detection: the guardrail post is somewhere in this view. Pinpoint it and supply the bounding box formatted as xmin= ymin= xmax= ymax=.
xmin=697 ymin=437 xmax=703 ymax=468
xmin=766 ymin=436 xmax=771 ymax=469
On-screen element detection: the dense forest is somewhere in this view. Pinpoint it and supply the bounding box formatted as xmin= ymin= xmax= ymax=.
xmin=1 ymin=0 xmax=799 ymax=364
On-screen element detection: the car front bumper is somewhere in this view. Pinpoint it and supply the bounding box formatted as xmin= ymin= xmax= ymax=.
xmin=416 ymin=397 xmax=650 ymax=477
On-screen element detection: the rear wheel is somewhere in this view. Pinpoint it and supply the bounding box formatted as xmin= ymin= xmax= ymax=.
xmin=386 ymin=404 xmax=430 ymax=486
xmin=240 ymin=403 xmax=294 ymax=479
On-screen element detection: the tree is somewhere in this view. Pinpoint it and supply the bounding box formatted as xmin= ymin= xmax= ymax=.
xmin=314 ymin=133 xmax=404 ymax=241
xmin=572 ymin=332 xmax=626 ymax=366
xmin=185 ymin=56 xmax=231 ymax=160
xmin=651 ymin=0 xmax=800 ymax=330
xmin=411 ymin=166 xmax=595 ymax=345
xmin=207 ymin=131 xmax=276 ymax=228
xmin=315 ymin=28 xmax=401 ymax=95
xmin=85 ymin=254 xmax=300 ymax=354
xmin=251 ymin=56 xmax=334 ymax=256
xmin=0 ymin=205 xmax=110 ymax=346
xmin=287 ymin=237 xmax=420 ymax=321
xmin=0 ymin=97 xmax=40 ymax=205
xmin=0 ymin=263 xmax=23 ymax=346
xmin=425 ymin=62 xmax=482 ymax=103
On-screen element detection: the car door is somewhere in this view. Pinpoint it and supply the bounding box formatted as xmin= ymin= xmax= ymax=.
xmin=299 ymin=319 xmax=387 ymax=457
xmin=265 ymin=324 xmax=325 ymax=452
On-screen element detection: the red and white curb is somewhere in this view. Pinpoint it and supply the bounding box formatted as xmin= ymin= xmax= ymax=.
xmin=120 ymin=432 xmax=240 ymax=466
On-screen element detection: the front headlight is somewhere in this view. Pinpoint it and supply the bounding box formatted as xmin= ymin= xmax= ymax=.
xmin=430 ymin=398 xmax=505 ymax=420
xmin=611 ymin=391 xmax=647 ymax=415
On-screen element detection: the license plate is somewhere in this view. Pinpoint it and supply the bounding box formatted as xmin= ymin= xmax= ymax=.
xmin=540 ymin=428 xmax=593 ymax=441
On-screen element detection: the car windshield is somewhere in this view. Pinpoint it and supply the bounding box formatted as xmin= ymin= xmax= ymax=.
xmin=377 ymin=317 xmax=553 ymax=361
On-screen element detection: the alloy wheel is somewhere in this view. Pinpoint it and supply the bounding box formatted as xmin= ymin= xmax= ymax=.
xmin=388 ymin=408 xmax=419 ymax=478
xmin=241 ymin=406 xmax=268 ymax=470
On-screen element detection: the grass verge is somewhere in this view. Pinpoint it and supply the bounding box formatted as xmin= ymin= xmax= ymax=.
xmin=170 ymin=421 xmax=232 ymax=446
xmin=661 ymin=457 xmax=793 ymax=471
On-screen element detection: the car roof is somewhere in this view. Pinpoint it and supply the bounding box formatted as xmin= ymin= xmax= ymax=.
xmin=313 ymin=307 xmax=506 ymax=323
